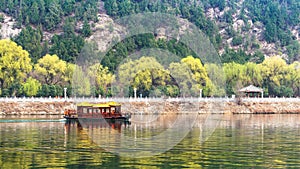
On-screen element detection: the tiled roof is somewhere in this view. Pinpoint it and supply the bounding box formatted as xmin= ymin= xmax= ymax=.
xmin=239 ymin=85 xmax=263 ymax=92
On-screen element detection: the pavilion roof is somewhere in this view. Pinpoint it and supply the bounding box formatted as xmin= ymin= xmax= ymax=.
xmin=239 ymin=85 xmax=263 ymax=93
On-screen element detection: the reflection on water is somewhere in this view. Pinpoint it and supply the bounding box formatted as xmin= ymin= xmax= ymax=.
xmin=0 ymin=114 xmax=300 ymax=168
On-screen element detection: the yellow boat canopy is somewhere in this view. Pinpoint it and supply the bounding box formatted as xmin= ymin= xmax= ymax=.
xmin=108 ymin=101 xmax=121 ymax=106
xmin=77 ymin=102 xmax=94 ymax=107
xmin=93 ymin=103 xmax=110 ymax=108
xmin=77 ymin=102 xmax=121 ymax=108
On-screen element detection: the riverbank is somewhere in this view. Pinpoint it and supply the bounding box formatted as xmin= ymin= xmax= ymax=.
xmin=0 ymin=98 xmax=299 ymax=115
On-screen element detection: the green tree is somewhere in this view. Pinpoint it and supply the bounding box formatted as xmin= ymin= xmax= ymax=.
xmin=14 ymin=26 xmax=43 ymax=63
xmin=131 ymin=69 xmax=177 ymax=97
xmin=117 ymin=56 xmax=164 ymax=96
xmin=259 ymin=56 xmax=288 ymax=96
xmin=88 ymin=63 xmax=115 ymax=96
xmin=22 ymin=77 xmax=41 ymax=97
xmin=244 ymin=62 xmax=263 ymax=86
xmin=204 ymin=63 xmax=226 ymax=96
xmin=181 ymin=56 xmax=214 ymax=96
xmin=29 ymin=2 xmax=40 ymax=24
xmin=82 ymin=19 xmax=92 ymax=37
xmin=34 ymin=54 xmax=68 ymax=85
xmin=168 ymin=56 xmax=213 ymax=96
xmin=287 ymin=40 xmax=300 ymax=63
xmin=0 ymin=39 xmax=32 ymax=95
xmin=71 ymin=66 xmax=91 ymax=96
xmin=223 ymin=62 xmax=247 ymax=95
xmin=44 ymin=1 xmax=62 ymax=31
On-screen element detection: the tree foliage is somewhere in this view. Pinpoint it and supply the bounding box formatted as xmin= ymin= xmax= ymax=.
xmin=224 ymin=56 xmax=300 ymax=97
xmin=88 ymin=63 xmax=115 ymax=97
xmin=22 ymin=77 xmax=41 ymax=97
xmin=117 ymin=56 xmax=164 ymax=96
xmin=14 ymin=26 xmax=43 ymax=63
xmin=34 ymin=54 xmax=72 ymax=85
xmin=0 ymin=0 xmax=99 ymax=31
xmin=0 ymin=39 xmax=32 ymax=96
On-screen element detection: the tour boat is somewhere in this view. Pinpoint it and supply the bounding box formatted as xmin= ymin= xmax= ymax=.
xmin=63 ymin=102 xmax=130 ymax=121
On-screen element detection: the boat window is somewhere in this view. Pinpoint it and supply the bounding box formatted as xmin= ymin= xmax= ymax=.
xmin=96 ymin=109 xmax=100 ymax=113
xmin=83 ymin=108 xmax=87 ymax=114
xmin=116 ymin=106 xmax=120 ymax=113
xmin=88 ymin=109 xmax=93 ymax=113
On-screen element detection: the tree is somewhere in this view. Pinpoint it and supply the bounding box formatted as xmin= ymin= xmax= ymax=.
xmin=82 ymin=19 xmax=92 ymax=37
xmin=22 ymin=77 xmax=41 ymax=97
xmin=117 ymin=56 xmax=164 ymax=96
xmin=88 ymin=63 xmax=115 ymax=96
xmin=181 ymin=56 xmax=214 ymax=96
xmin=49 ymin=33 xmax=85 ymax=63
xmin=131 ymin=69 xmax=178 ymax=97
xmin=232 ymin=35 xmax=243 ymax=46
xmin=168 ymin=56 xmax=213 ymax=96
xmin=259 ymin=56 xmax=288 ymax=96
xmin=14 ymin=26 xmax=43 ymax=63
xmin=29 ymin=2 xmax=40 ymax=24
xmin=282 ymin=61 xmax=300 ymax=96
xmin=44 ymin=1 xmax=62 ymax=31
xmin=34 ymin=54 xmax=68 ymax=85
xmin=64 ymin=63 xmax=75 ymax=85
xmin=287 ymin=40 xmax=300 ymax=63
xmin=244 ymin=62 xmax=263 ymax=86
xmin=223 ymin=62 xmax=247 ymax=95
xmin=204 ymin=63 xmax=226 ymax=96
xmin=71 ymin=66 xmax=91 ymax=97
xmin=0 ymin=39 xmax=32 ymax=95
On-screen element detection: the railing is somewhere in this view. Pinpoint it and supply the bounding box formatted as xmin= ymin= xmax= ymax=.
xmin=0 ymin=96 xmax=299 ymax=103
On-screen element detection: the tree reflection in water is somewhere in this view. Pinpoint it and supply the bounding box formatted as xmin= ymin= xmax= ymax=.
xmin=0 ymin=114 xmax=300 ymax=168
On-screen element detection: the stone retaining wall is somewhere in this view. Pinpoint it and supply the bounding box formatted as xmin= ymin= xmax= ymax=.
xmin=0 ymin=100 xmax=299 ymax=115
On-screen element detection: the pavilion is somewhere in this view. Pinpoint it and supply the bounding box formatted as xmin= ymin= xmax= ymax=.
xmin=239 ymin=85 xmax=264 ymax=98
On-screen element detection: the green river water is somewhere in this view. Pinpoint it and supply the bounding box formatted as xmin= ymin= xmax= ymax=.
xmin=0 ymin=114 xmax=300 ymax=168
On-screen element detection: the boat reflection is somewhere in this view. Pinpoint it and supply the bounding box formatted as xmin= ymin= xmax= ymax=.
xmin=64 ymin=119 xmax=131 ymax=133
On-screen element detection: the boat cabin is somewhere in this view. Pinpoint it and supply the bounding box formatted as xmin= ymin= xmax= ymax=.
xmin=77 ymin=102 xmax=122 ymax=119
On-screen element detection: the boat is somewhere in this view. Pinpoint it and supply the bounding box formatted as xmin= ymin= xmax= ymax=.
xmin=63 ymin=102 xmax=130 ymax=121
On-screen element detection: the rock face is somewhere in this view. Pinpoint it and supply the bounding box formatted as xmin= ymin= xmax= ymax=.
xmin=87 ymin=14 xmax=126 ymax=52
xmin=0 ymin=12 xmax=21 ymax=38
xmin=0 ymin=99 xmax=299 ymax=115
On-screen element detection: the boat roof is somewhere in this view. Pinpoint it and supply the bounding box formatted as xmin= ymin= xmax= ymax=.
xmin=93 ymin=103 xmax=110 ymax=108
xmin=77 ymin=102 xmax=94 ymax=107
xmin=77 ymin=102 xmax=121 ymax=108
xmin=108 ymin=101 xmax=121 ymax=106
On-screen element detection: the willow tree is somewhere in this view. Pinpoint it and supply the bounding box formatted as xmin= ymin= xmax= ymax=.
xmin=259 ymin=56 xmax=289 ymax=96
xmin=223 ymin=62 xmax=247 ymax=95
xmin=0 ymin=39 xmax=32 ymax=96
xmin=131 ymin=68 xmax=179 ymax=97
xmin=204 ymin=63 xmax=226 ymax=96
xmin=71 ymin=66 xmax=91 ymax=97
xmin=288 ymin=61 xmax=300 ymax=96
xmin=88 ymin=63 xmax=115 ymax=96
xmin=34 ymin=54 xmax=68 ymax=85
xmin=22 ymin=77 xmax=41 ymax=97
xmin=117 ymin=56 xmax=165 ymax=96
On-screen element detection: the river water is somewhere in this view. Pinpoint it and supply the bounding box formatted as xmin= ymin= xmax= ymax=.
xmin=0 ymin=114 xmax=300 ymax=168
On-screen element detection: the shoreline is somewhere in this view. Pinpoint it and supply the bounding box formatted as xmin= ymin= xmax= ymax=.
xmin=0 ymin=98 xmax=299 ymax=115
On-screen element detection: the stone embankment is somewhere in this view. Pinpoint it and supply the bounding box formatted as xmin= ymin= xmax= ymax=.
xmin=0 ymin=101 xmax=74 ymax=115
xmin=0 ymin=98 xmax=299 ymax=115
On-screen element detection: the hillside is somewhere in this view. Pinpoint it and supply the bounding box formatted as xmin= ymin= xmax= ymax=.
xmin=0 ymin=0 xmax=299 ymax=98
xmin=0 ymin=0 xmax=299 ymax=64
